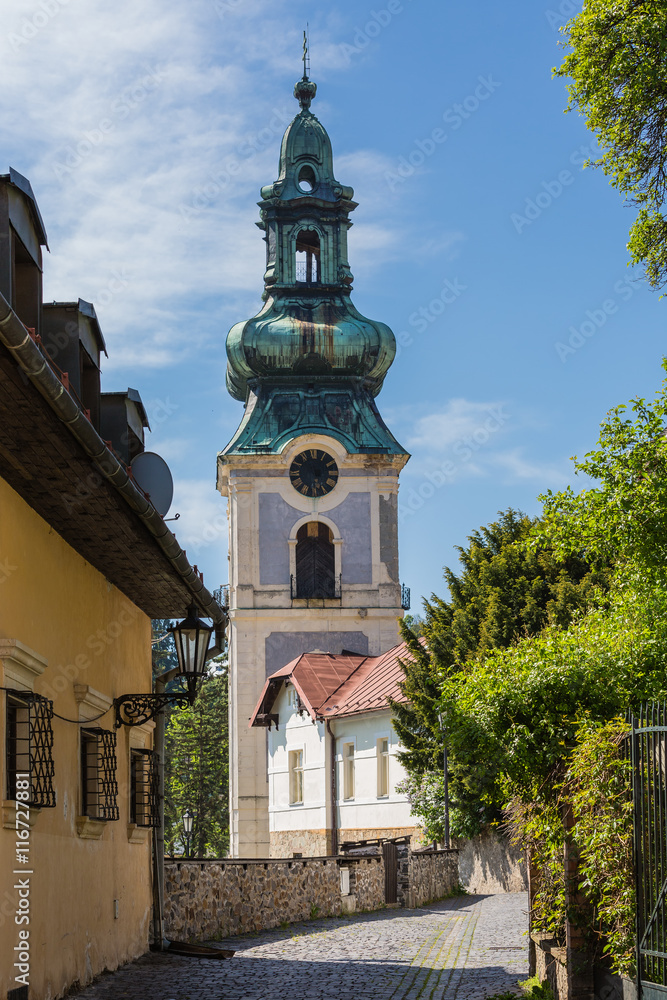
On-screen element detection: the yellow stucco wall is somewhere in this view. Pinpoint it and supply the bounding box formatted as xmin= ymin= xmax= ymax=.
xmin=0 ymin=475 xmax=154 ymax=999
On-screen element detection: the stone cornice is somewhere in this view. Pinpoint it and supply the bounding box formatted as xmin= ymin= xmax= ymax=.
xmin=0 ymin=638 xmax=48 ymax=690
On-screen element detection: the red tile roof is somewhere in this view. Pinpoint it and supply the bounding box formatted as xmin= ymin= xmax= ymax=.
xmin=249 ymin=640 xmax=416 ymax=728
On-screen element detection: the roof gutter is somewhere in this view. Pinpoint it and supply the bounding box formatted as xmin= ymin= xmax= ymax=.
xmin=0 ymin=291 xmax=226 ymax=633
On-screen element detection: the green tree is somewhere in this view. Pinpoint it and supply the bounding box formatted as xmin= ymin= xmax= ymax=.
xmin=536 ymin=360 xmax=667 ymax=582
xmin=151 ymin=618 xmax=178 ymax=684
xmin=434 ymin=362 xmax=667 ymax=845
xmin=164 ymin=662 xmax=229 ymax=858
xmin=555 ymin=0 xmax=667 ymax=288
xmin=391 ymin=509 xmax=606 ymax=838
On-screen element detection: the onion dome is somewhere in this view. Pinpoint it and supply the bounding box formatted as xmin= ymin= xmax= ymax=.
xmin=224 ymin=76 xmax=397 ymax=405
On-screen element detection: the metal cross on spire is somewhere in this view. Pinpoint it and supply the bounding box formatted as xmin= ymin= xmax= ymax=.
xmin=302 ymin=25 xmax=310 ymax=80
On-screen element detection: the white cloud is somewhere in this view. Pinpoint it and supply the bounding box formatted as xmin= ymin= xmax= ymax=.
xmin=0 ymin=0 xmax=463 ymax=381
xmin=490 ymin=448 xmax=570 ymax=489
xmin=406 ymin=398 xmax=511 ymax=452
xmin=170 ymin=477 xmax=227 ymax=574
xmin=396 ymin=398 xmax=572 ymax=490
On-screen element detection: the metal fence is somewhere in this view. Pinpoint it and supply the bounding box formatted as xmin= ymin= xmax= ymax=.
xmin=632 ymin=703 xmax=667 ymax=998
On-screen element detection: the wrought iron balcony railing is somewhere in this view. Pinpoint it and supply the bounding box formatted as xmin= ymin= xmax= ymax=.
xmin=291 ymin=573 xmax=342 ymax=601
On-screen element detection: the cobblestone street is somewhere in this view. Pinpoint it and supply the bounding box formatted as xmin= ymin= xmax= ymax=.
xmin=70 ymin=893 xmax=529 ymax=1000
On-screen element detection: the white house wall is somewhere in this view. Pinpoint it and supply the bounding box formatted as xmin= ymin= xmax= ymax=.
xmin=267 ymin=686 xmax=419 ymax=857
xmin=332 ymin=710 xmax=414 ymax=840
xmin=268 ymin=682 xmax=330 ymax=856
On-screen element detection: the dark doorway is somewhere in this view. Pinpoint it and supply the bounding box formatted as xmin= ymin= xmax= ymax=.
xmin=383 ymin=841 xmax=398 ymax=904
xmin=295 ymin=522 xmax=335 ymax=598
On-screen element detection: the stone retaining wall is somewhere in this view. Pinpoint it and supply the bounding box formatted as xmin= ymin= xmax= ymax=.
xmin=164 ymin=847 xmax=461 ymax=944
xmin=164 ymin=856 xmax=385 ymax=943
xmin=457 ymin=829 xmax=527 ymax=893
xmin=406 ymin=849 xmax=460 ymax=908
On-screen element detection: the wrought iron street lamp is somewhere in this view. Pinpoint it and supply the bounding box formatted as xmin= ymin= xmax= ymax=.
xmin=114 ymin=606 xmax=214 ymax=727
xmin=182 ymin=808 xmax=194 ymax=858
xmin=170 ymin=606 xmax=214 ymax=702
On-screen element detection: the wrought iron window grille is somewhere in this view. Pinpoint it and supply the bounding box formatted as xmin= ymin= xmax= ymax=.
xmin=130 ymin=748 xmax=159 ymax=827
xmin=5 ymin=689 xmax=56 ymax=807
xmin=81 ymin=727 xmax=119 ymax=821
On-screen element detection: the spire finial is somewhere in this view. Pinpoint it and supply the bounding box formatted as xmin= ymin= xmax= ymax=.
xmin=294 ymin=26 xmax=316 ymax=111
xmin=302 ymin=26 xmax=310 ymax=80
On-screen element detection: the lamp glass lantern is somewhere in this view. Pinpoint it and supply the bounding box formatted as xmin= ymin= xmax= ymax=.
xmin=169 ymin=605 xmax=214 ymax=701
xmin=183 ymin=808 xmax=194 ymax=836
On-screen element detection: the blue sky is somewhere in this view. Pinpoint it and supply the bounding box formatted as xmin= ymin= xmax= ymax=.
xmin=1 ymin=0 xmax=664 ymax=610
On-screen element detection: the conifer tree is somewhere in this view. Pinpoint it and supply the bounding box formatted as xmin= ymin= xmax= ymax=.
xmin=392 ymin=509 xmax=606 ymax=836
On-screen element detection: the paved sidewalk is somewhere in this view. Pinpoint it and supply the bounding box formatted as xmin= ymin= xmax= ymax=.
xmin=69 ymin=893 xmax=529 ymax=1000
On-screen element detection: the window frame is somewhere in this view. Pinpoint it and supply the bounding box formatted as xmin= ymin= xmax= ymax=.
xmin=376 ymin=736 xmax=390 ymax=798
xmin=5 ymin=689 xmax=55 ymax=808
xmin=129 ymin=748 xmax=159 ymax=828
xmin=342 ymin=741 xmax=355 ymax=801
xmin=81 ymin=727 xmax=119 ymax=821
xmin=288 ymin=747 xmax=304 ymax=805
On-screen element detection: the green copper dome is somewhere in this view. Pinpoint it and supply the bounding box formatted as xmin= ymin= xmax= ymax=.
xmin=222 ymin=75 xmax=404 ymax=457
xmin=224 ymin=76 xmax=396 ymax=403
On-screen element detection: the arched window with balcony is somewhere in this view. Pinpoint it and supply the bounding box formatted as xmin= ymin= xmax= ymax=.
xmin=295 ymin=228 xmax=321 ymax=284
xmin=294 ymin=522 xmax=335 ymax=598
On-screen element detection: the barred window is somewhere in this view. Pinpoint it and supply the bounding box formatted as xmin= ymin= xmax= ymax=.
xmin=6 ymin=690 xmax=55 ymax=807
xmin=130 ymin=748 xmax=159 ymax=827
xmin=81 ymin=728 xmax=119 ymax=821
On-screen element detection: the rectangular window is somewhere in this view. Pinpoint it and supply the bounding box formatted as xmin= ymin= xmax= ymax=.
xmin=343 ymin=742 xmax=355 ymax=800
xmin=81 ymin=728 xmax=119 ymax=820
xmin=5 ymin=690 xmax=55 ymax=807
xmin=288 ymin=748 xmax=304 ymax=804
xmin=377 ymin=737 xmax=389 ymax=798
xmin=130 ymin=749 xmax=159 ymax=827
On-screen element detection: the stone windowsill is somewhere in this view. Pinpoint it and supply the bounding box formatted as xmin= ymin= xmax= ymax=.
xmin=76 ymin=815 xmax=107 ymax=840
xmin=127 ymin=823 xmax=150 ymax=844
xmin=2 ymin=800 xmax=41 ymax=830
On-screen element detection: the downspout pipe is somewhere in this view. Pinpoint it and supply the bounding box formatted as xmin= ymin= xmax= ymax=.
xmin=325 ymin=719 xmax=338 ymax=857
xmin=153 ymin=664 xmax=182 ymax=950
xmin=0 ymin=292 xmax=225 ymax=625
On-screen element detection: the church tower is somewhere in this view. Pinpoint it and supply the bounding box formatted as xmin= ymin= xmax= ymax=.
xmin=218 ymin=71 xmax=409 ymax=858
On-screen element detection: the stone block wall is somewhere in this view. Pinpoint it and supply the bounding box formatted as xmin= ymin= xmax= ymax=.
xmin=164 ymin=856 xmax=385 ymax=943
xmin=406 ymin=849 xmax=460 ymax=908
xmin=164 ymin=858 xmax=342 ymax=942
xmin=269 ymin=829 xmax=331 ymax=858
xmin=341 ymin=856 xmax=384 ymax=911
xmin=164 ymin=846 xmax=462 ymax=945
xmin=457 ymin=829 xmax=527 ymax=893
xmin=533 ymin=934 xmax=569 ymax=1000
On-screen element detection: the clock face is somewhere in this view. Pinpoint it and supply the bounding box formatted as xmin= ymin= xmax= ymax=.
xmin=289 ymin=449 xmax=339 ymax=497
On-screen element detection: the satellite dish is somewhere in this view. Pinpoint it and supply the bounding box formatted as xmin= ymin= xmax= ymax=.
xmin=130 ymin=451 xmax=174 ymax=517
